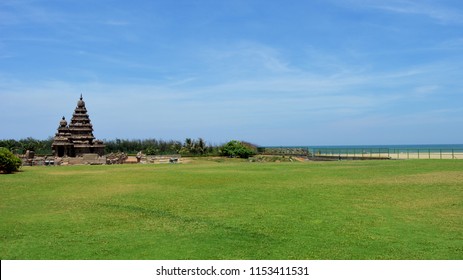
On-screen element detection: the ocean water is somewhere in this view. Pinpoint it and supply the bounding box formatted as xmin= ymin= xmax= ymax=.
xmin=309 ymin=144 xmax=463 ymax=153
xmin=260 ymin=144 xmax=463 ymax=159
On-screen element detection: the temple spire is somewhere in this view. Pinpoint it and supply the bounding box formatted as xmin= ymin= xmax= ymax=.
xmin=52 ymin=95 xmax=105 ymax=157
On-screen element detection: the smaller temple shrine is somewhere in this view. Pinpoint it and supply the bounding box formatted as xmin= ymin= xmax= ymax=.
xmin=52 ymin=95 xmax=105 ymax=157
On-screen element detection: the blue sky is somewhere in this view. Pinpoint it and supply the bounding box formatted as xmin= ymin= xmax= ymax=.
xmin=1 ymin=0 xmax=462 ymax=146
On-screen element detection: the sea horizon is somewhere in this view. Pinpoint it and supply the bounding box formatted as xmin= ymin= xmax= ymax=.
xmin=262 ymin=144 xmax=463 ymax=152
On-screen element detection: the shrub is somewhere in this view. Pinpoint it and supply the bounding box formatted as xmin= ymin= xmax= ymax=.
xmin=0 ymin=147 xmax=22 ymax=174
xmin=219 ymin=140 xmax=256 ymax=159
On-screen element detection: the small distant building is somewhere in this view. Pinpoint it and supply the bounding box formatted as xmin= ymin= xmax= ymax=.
xmin=52 ymin=95 xmax=105 ymax=157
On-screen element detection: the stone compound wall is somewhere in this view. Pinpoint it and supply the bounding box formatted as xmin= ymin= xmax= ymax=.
xmin=20 ymin=153 xmax=181 ymax=166
xmin=21 ymin=154 xmax=106 ymax=166
xmin=133 ymin=154 xmax=181 ymax=164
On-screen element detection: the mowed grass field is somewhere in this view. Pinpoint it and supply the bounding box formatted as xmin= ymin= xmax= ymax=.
xmin=1 ymin=159 xmax=462 ymax=260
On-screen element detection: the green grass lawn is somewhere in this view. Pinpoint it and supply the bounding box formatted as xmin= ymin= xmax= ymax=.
xmin=1 ymin=159 xmax=462 ymax=260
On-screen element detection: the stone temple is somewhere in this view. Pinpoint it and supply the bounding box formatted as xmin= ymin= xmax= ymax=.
xmin=52 ymin=95 xmax=105 ymax=157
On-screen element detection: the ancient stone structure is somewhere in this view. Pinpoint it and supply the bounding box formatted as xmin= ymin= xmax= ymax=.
xmin=52 ymin=95 xmax=105 ymax=157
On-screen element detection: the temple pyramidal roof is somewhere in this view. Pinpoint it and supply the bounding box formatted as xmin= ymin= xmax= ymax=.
xmin=52 ymin=95 xmax=105 ymax=157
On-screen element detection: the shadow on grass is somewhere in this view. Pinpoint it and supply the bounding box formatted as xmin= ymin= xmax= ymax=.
xmin=98 ymin=203 xmax=272 ymax=242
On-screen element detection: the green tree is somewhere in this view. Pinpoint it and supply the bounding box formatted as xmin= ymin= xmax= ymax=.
xmin=196 ymin=138 xmax=206 ymax=155
xmin=144 ymin=146 xmax=158 ymax=155
xmin=180 ymin=138 xmax=209 ymax=156
xmin=0 ymin=139 xmax=18 ymax=152
xmin=219 ymin=140 xmax=256 ymax=158
xmin=0 ymin=147 xmax=22 ymax=174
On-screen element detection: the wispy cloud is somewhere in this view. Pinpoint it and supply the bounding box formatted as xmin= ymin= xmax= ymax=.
xmin=1 ymin=54 xmax=460 ymax=143
xmin=438 ymin=37 xmax=463 ymax=50
xmin=375 ymin=1 xmax=462 ymax=24
xmin=0 ymin=0 xmax=66 ymax=25
xmin=103 ymin=20 xmax=130 ymax=26
xmin=338 ymin=0 xmax=463 ymax=24
xmin=198 ymin=41 xmax=295 ymax=76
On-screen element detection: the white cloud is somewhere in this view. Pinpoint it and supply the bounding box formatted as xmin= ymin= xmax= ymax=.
xmin=413 ymin=85 xmax=440 ymax=97
xmin=438 ymin=37 xmax=463 ymax=50
xmin=1 ymin=56 xmax=461 ymax=144
xmin=103 ymin=20 xmax=130 ymax=26
xmin=0 ymin=0 xmax=66 ymax=25
xmin=198 ymin=41 xmax=295 ymax=76
xmin=336 ymin=0 xmax=463 ymax=24
xmin=377 ymin=1 xmax=462 ymax=24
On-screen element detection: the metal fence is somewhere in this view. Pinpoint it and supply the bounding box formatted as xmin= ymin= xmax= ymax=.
xmin=257 ymin=147 xmax=310 ymax=156
xmin=311 ymin=148 xmax=463 ymax=160
xmin=258 ymin=147 xmax=463 ymax=160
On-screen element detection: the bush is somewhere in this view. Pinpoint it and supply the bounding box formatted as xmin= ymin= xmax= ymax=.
xmin=0 ymin=147 xmax=22 ymax=174
xmin=219 ymin=140 xmax=257 ymax=159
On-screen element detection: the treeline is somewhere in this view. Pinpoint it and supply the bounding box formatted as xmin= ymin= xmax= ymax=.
xmin=0 ymin=137 xmax=53 ymax=155
xmin=0 ymin=137 xmax=221 ymax=156
xmin=105 ymin=138 xmax=219 ymax=156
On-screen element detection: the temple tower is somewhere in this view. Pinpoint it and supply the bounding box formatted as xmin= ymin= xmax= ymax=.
xmin=52 ymin=95 xmax=105 ymax=157
xmin=52 ymin=117 xmax=73 ymax=157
